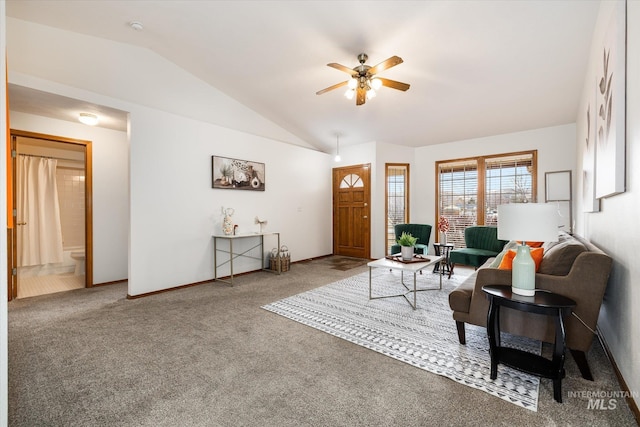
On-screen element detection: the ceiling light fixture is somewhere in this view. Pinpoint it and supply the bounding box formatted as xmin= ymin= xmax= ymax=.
xmin=334 ymin=134 xmax=341 ymax=162
xmin=78 ymin=113 xmax=99 ymax=126
xmin=129 ymin=21 xmax=144 ymax=31
xmin=344 ymin=74 xmax=380 ymax=102
xmin=342 ymin=54 xmax=385 ymax=102
xmin=318 ymin=53 xmax=409 ymax=106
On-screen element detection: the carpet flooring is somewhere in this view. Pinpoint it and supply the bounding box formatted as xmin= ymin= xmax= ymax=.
xmin=7 ymin=257 xmax=638 ymax=426
xmin=314 ymin=256 xmax=370 ymax=271
xmin=263 ymin=269 xmax=541 ymax=411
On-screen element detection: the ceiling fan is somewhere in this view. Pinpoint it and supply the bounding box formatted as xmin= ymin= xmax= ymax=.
xmin=316 ymin=53 xmax=410 ymax=106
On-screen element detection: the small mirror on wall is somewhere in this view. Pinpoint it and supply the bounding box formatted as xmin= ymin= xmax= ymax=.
xmin=545 ymin=170 xmax=572 ymax=234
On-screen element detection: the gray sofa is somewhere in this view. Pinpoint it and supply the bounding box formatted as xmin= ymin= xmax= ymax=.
xmin=448 ymin=232 xmax=612 ymax=380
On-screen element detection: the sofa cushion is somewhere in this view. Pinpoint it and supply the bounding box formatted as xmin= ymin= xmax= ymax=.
xmin=541 ymin=230 xmax=573 ymax=252
xmin=450 ymin=248 xmax=499 ymax=268
xmin=538 ymin=239 xmax=587 ymax=275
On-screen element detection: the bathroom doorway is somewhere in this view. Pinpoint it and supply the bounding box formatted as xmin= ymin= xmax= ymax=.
xmin=8 ymin=130 xmax=93 ymax=300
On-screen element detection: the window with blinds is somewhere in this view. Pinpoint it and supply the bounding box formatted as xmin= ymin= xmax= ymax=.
xmin=437 ymin=159 xmax=479 ymax=249
xmin=436 ymin=151 xmax=536 ymax=248
xmin=386 ymin=164 xmax=409 ymax=254
xmin=484 ymin=153 xmax=535 ymax=225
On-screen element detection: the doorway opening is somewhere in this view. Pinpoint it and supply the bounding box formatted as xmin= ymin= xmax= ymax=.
xmin=9 ymin=130 xmax=93 ymax=300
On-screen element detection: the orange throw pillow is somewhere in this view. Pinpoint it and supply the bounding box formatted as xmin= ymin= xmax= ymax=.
xmin=498 ymin=248 xmax=544 ymax=271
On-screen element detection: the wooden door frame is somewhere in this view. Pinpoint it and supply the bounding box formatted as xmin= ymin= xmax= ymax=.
xmin=332 ymin=163 xmax=371 ymax=259
xmin=8 ymin=130 xmax=93 ymax=300
xmin=384 ymin=163 xmax=410 ymax=255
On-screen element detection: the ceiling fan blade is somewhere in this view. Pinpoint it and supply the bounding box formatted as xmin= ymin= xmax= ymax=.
xmin=368 ymin=56 xmax=403 ymax=76
xmin=316 ymin=80 xmax=348 ymax=95
xmin=377 ymin=77 xmax=410 ymax=91
xmin=356 ymin=87 xmax=366 ymax=105
xmin=327 ymin=63 xmax=358 ymax=76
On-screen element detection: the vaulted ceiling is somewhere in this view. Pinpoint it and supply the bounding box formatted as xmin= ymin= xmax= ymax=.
xmin=6 ymin=1 xmax=600 ymax=153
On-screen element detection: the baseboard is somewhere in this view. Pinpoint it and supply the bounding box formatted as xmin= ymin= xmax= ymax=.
xmin=93 ymin=279 xmax=127 ymax=287
xmin=127 ymin=278 xmax=214 ymax=299
xmin=295 ymin=254 xmax=334 ymax=262
xmin=125 ymin=254 xmax=337 ymax=299
xmin=596 ymin=326 xmax=640 ymax=424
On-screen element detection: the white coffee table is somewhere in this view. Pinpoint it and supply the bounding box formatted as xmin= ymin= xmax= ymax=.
xmin=367 ymin=255 xmax=444 ymax=310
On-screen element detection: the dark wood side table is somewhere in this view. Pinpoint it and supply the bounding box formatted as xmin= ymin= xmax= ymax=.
xmin=482 ymin=285 xmax=576 ymax=403
xmin=432 ymin=243 xmax=454 ymax=276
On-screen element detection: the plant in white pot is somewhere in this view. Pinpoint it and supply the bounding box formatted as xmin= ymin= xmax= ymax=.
xmin=397 ymin=232 xmax=418 ymax=261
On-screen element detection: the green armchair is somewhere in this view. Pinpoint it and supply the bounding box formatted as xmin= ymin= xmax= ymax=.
xmin=449 ymin=226 xmax=507 ymax=269
xmin=390 ymin=224 xmax=432 ymax=256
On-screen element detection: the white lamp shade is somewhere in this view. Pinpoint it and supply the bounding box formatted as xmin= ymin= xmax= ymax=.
xmin=497 ymin=203 xmax=559 ymax=243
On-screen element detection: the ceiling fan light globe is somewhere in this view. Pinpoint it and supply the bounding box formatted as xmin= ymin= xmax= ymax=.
xmin=371 ymin=78 xmax=382 ymax=90
xmin=347 ymin=78 xmax=358 ymax=89
xmin=366 ymin=89 xmax=376 ymax=100
xmin=344 ymin=89 xmax=355 ymax=100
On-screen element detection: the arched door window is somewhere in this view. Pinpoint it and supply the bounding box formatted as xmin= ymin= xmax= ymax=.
xmin=340 ymin=174 xmax=364 ymax=188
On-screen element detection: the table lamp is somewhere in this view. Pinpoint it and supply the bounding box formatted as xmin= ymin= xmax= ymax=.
xmin=497 ymin=203 xmax=559 ymax=296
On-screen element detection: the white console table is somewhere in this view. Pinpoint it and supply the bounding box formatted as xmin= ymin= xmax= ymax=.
xmin=212 ymin=232 xmax=280 ymax=285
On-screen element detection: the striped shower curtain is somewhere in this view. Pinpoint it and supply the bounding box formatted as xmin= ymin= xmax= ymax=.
xmin=16 ymin=155 xmax=64 ymax=267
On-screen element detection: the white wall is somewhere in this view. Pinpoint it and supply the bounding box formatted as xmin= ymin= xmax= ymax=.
xmin=9 ymin=111 xmax=129 ymax=284
xmin=342 ymin=125 xmax=576 ymax=260
xmin=414 ymin=123 xmax=577 ymax=240
xmin=128 ymin=106 xmax=332 ymax=295
xmin=6 ymin=19 xmax=334 ymax=297
xmin=576 ymin=0 xmax=640 ymax=403
xmin=1 ymin=0 xmax=9 ymax=422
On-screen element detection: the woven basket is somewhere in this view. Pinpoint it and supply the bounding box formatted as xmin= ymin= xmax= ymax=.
xmin=270 ymin=245 xmax=290 ymax=272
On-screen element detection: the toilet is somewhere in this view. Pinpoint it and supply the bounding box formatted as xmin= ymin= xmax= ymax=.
xmin=70 ymin=250 xmax=85 ymax=276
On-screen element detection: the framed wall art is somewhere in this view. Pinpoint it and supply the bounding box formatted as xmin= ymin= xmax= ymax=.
xmin=594 ymin=1 xmax=626 ymax=198
xmin=212 ymin=156 xmax=265 ymax=191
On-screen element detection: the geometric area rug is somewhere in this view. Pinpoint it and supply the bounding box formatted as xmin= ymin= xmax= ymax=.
xmin=262 ymin=269 xmax=541 ymax=411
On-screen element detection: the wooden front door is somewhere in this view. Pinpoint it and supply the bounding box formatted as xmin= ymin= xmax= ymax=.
xmin=333 ymin=164 xmax=371 ymax=259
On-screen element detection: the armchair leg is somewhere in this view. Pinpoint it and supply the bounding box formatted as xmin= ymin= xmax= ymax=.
xmin=570 ymin=349 xmax=594 ymax=381
xmin=455 ymin=321 xmax=466 ymax=345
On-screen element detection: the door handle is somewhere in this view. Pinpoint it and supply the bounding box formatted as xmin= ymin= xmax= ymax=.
xmin=363 ymin=216 xmax=368 ymax=219
xmin=17 ymin=222 xmax=27 ymax=226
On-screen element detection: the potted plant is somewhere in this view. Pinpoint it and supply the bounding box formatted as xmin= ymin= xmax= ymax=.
xmin=397 ymin=232 xmax=418 ymax=260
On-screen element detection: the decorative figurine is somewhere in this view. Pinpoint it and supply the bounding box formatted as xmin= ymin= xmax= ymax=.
xmin=255 ymin=216 xmax=268 ymax=233
xmin=222 ymin=207 xmax=235 ymax=235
